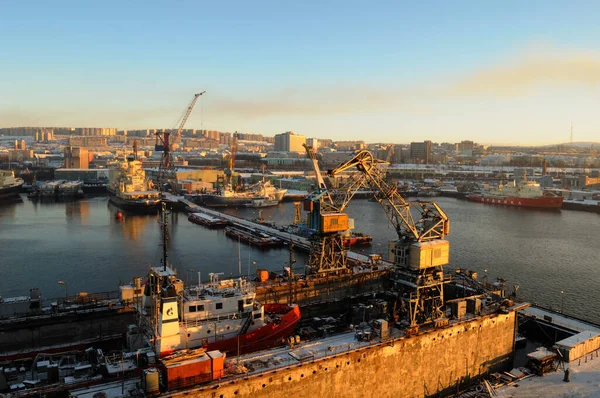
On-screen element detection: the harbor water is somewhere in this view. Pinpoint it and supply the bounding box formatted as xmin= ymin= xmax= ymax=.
xmin=0 ymin=195 xmax=598 ymax=323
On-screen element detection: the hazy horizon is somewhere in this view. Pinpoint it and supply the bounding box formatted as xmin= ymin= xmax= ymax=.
xmin=2 ymin=1 xmax=600 ymax=145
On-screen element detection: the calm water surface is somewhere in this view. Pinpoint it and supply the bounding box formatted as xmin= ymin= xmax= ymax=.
xmin=0 ymin=195 xmax=598 ymax=323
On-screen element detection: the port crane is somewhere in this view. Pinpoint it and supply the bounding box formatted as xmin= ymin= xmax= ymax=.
xmin=156 ymin=91 xmax=205 ymax=193
xmin=327 ymin=150 xmax=450 ymax=330
xmin=225 ymin=132 xmax=239 ymax=189
xmin=302 ymin=144 xmax=373 ymax=274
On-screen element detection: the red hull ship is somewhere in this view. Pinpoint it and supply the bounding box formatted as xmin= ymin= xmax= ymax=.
xmin=466 ymin=194 xmax=563 ymax=208
xmin=467 ymin=176 xmax=563 ymax=209
xmin=202 ymin=303 xmax=301 ymax=355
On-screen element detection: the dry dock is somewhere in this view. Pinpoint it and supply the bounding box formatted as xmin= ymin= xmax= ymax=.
xmin=156 ymin=303 xmax=526 ymax=398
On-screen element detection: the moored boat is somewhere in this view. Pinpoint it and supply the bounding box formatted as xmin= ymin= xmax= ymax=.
xmin=108 ymin=154 xmax=161 ymax=214
xmin=466 ymin=175 xmax=564 ymax=209
xmin=187 ymin=212 xmax=230 ymax=228
xmin=224 ymin=225 xmax=285 ymax=248
xmin=193 ymin=180 xmax=287 ymax=208
xmin=0 ymin=169 xmax=24 ymax=200
xmin=121 ymin=204 xmax=300 ymax=358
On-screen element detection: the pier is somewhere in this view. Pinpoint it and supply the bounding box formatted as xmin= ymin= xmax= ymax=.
xmin=166 ymin=194 xmax=392 ymax=266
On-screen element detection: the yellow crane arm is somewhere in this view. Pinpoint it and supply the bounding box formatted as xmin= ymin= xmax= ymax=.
xmin=328 ymin=150 xmax=448 ymax=242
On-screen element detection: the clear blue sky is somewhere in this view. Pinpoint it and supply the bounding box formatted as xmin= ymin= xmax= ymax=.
xmin=2 ymin=1 xmax=600 ymax=145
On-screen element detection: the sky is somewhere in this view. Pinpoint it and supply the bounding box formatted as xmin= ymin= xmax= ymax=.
xmin=1 ymin=1 xmax=600 ymax=145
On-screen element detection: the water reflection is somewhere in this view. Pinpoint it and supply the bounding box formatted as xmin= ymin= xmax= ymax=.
xmin=107 ymin=201 xmax=158 ymax=242
xmin=0 ymin=196 xmax=23 ymax=220
xmin=65 ymin=200 xmax=90 ymax=224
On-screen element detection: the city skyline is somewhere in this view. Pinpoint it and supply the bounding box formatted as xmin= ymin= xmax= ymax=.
xmin=2 ymin=1 xmax=600 ymax=145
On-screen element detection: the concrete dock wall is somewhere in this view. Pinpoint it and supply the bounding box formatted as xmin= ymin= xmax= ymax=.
xmin=168 ymin=311 xmax=517 ymax=398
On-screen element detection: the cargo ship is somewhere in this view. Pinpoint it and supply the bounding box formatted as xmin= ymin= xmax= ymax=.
xmin=466 ymin=175 xmax=564 ymax=209
xmin=191 ymin=180 xmax=287 ymax=208
xmin=108 ymin=154 xmax=161 ymax=214
xmin=0 ymin=169 xmax=24 ymax=199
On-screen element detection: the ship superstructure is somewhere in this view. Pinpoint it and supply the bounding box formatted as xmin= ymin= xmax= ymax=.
xmin=122 ymin=204 xmax=300 ymax=359
xmin=0 ymin=169 xmax=24 ymax=199
xmin=108 ymin=153 xmax=161 ymax=213
xmin=192 ymin=180 xmax=287 ymax=208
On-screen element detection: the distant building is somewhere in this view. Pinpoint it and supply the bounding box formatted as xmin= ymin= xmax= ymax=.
xmin=457 ymin=140 xmax=474 ymax=151
xmin=64 ymin=147 xmax=89 ymax=169
xmin=410 ymin=141 xmax=431 ymax=164
xmin=69 ymin=136 xmax=108 ymax=147
xmin=274 ymin=131 xmax=306 ymax=152
xmin=334 ymin=141 xmax=365 ymax=151
xmin=306 ymin=137 xmax=318 ymax=151
xmin=8 ymin=149 xmax=34 ymax=161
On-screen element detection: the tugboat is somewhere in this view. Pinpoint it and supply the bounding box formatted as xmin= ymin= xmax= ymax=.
xmin=121 ymin=203 xmax=301 ymax=358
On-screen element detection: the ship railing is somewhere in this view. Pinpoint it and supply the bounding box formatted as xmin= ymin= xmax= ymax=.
xmin=183 ymin=310 xmax=251 ymax=329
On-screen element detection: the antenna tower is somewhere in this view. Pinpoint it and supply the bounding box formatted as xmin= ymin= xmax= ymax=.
xmin=570 ymin=122 xmax=574 ymax=145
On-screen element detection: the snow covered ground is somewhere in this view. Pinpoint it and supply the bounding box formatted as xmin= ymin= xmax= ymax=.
xmin=496 ymin=354 xmax=600 ymax=398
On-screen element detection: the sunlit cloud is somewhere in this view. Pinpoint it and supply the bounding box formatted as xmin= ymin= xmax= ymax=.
xmin=208 ymin=86 xmax=413 ymax=119
xmin=445 ymin=49 xmax=600 ymax=97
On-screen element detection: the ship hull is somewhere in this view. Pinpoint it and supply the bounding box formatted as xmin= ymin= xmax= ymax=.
xmin=0 ymin=183 xmax=23 ymax=199
xmin=466 ymin=194 xmax=564 ymax=208
xmin=192 ymin=188 xmax=287 ymax=208
xmin=160 ymin=304 xmax=301 ymax=358
xmin=108 ymin=194 xmax=160 ymax=214
xmin=205 ymin=304 xmax=301 ymax=355
xmin=195 ymin=194 xmax=266 ymax=208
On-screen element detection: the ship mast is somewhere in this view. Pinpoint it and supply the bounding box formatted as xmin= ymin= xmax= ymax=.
xmin=160 ymin=202 xmax=169 ymax=271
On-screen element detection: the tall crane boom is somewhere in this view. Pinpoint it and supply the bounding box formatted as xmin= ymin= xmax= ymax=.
xmin=170 ymin=91 xmax=205 ymax=149
xmin=327 ymin=150 xmax=449 ymax=242
xmin=155 ymin=92 xmax=204 ymax=193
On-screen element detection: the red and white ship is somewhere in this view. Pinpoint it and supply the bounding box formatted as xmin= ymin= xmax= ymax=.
xmin=138 ymin=269 xmax=301 ymax=358
xmin=123 ymin=204 xmax=301 ymax=359
xmin=466 ymin=176 xmax=563 ymax=209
